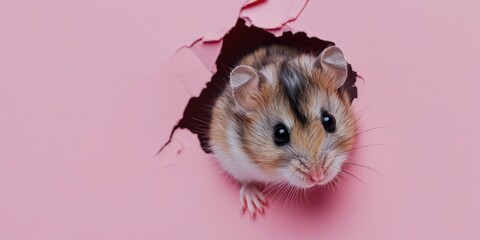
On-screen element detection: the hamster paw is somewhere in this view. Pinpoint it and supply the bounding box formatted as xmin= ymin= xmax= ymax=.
xmin=240 ymin=183 xmax=267 ymax=217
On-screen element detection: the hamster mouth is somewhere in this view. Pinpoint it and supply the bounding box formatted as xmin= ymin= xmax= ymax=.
xmin=288 ymin=167 xmax=339 ymax=189
xmin=299 ymin=177 xmax=335 ymax=189
xmin=287 ymin=172 xmax=322 ymax=189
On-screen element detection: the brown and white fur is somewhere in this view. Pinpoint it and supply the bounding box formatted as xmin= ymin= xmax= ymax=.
xmin=209 ymin=45 xmax=357 ymax=216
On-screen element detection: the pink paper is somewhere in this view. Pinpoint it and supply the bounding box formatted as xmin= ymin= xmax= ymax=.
xmin=0 ymin=0 xmax=479 ymax=239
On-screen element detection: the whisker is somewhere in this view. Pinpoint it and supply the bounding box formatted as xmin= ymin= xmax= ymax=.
xmin=336 ymin=174 xmax=348 ymax=191
xmin=191 ymin=117 xmax=211 ymax=125
xmin=270 ymin=182 xmax=288 ymax=204
xmin=333 ymin=143 xmax=388 ymax=156
xmin=300 ymin=188 xmax=306 ymax=210
xmin=262 ymin=183 xmax=284 ymax=199
xmin=286 ymin=186 xmax=293 ymax=214
xmin=293 ymin=187 xmax=300 ymax=212
xmin=280 ymin=185 xmax=292 ymax=213
xmin=327 ymin=126 xmax=389 ymax=151
xmin=343 ymin=162 xmax=387 ymax=179
xmin=340 ymin=169 xmax=369 ymax=189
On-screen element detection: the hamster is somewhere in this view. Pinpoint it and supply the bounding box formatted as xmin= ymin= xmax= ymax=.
xmin=208 ymin=45 xmax=358 ymax=216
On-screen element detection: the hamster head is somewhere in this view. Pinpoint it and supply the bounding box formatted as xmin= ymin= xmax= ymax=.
xmin=229 ymin=46 xmax=357 ymax=188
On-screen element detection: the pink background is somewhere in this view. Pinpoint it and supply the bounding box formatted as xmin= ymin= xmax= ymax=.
xmin=1 ymin=0 xmax=479 ymax=239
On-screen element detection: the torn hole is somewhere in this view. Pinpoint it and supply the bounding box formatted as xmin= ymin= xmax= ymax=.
xmin=159 ymin=18 xmax=359 ymax=154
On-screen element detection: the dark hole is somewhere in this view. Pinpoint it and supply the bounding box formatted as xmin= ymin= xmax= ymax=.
xmin=159 ymin=18 xmax=359 ymax=154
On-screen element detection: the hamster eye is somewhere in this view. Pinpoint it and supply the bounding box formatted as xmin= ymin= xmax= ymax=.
xmin=273 ymin=123 xmax=290 ymax=146
xmin=321 ymin=112 xmax=336 ymax=133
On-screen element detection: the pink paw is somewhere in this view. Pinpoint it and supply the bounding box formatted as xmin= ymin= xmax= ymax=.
xmin=240 ymin=183 xmax=267 ymax=217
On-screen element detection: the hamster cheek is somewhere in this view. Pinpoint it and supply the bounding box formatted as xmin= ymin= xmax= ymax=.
xmin=323 ymin=154 xmax=348 ymax=184
xmin=278 ymin=165 xmax=313 ymax=189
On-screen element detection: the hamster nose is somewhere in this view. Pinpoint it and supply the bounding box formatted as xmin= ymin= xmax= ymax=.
xmin=309 ymin=171 xmax=325 ymax=183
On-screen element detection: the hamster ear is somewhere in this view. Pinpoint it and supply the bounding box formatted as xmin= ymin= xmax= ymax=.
xmin=230 ymin=65 xmax=262 ymax=110
xmin=316 ymin=46 xmax=348 ymax=89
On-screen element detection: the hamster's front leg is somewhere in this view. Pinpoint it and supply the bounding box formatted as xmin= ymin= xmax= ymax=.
xmin=240 ymin=183 xmax=267 ymax=217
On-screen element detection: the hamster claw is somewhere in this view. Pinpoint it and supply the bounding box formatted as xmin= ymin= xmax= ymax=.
xmin=240 ymin=183 xmax=267 ymax=218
